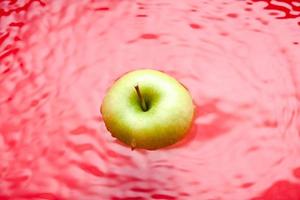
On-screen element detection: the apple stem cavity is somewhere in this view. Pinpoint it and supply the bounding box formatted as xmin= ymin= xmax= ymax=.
xmin=134 ymin=84 xmax=148 ymax=112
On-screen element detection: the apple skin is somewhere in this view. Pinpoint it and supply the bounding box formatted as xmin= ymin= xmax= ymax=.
xmin=101 ymin=69 xmax=194 ymax=150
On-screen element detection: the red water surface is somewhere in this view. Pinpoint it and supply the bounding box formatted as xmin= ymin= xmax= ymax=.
xmin=1 ymin=0 xmax=300 ymax=199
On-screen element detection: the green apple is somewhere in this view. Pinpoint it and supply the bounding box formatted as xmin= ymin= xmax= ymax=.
xmin=100 ymin=69 xmax=194 ymax=150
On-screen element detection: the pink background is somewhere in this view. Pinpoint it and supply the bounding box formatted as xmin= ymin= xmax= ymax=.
xmin=1 ymin=0 xmax=300 ymax=199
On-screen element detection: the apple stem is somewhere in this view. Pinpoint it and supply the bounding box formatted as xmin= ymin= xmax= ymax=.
xmin=134 ymin=84 xmax=147 ymax=111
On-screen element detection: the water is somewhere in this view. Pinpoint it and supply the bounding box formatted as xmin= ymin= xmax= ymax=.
xmin=1 ymin=0 xmax=300 ymax=199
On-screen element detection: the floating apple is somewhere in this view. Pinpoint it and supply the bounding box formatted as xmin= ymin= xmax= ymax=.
xmin=100 ymin=69 xmax=194 ymax=150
